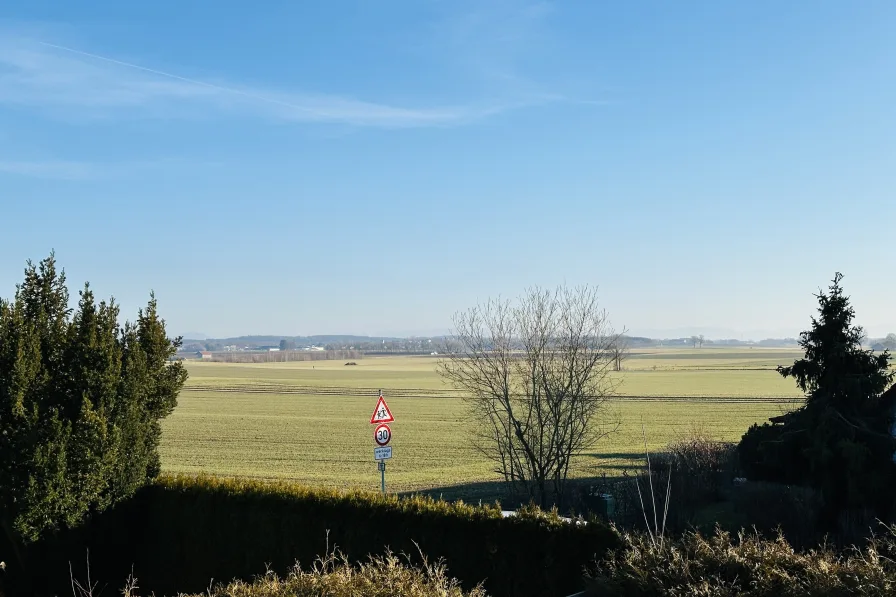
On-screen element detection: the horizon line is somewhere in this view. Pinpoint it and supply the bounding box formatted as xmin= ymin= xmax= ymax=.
xmin=178 ymin=332 xmax=811 ymax=342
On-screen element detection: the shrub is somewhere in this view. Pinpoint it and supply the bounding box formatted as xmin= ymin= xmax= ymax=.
xmin=652 ymin=429 xmax=737 ymax=527
xmin=581 ymin=428 xmax=737 ymax=534
xmin=663 ymin=427 xmax=737 ymax=491
xmin=737 ymin=420 xmax=803 ymax=483
xmin=176 ymin=551 xmax=488 ymax=597
xmin=728 ymin=481 xmax=824 ymax=548
xmin=0 ymin=255 xmax=186 ymax=592
xmin=586 ymin=524 xmax=896 ymax=596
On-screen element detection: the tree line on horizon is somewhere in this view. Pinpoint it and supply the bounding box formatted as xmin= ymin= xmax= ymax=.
xmin=179 ymin=334 xmax=828 ymax=355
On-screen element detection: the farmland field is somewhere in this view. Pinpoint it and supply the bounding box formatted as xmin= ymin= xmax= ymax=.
xmin=160 ymin=348 xmax=806 ymax=496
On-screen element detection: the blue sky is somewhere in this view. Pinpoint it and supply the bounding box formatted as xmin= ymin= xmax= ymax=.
xmin=1 ymin=1 xmax=894 ymax=339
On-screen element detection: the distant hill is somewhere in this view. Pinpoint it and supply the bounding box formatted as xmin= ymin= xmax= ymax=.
xmin=175 ymin=332 xmax=803 ymax=353
xmin=208 ymin=335 xmax=404 ymax=345
xmin=181 ymin=332 xmax=208 ymax=341
xmin=177 ymin=335 xmax=411 ymax=353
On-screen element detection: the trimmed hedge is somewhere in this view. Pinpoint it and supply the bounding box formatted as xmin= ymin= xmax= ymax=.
xmin=20 ymin=475 xmax=620 ymax=597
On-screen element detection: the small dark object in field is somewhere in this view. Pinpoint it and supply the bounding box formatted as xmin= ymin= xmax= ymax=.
xmin=345 ymin=362 xmax=358 ymax=366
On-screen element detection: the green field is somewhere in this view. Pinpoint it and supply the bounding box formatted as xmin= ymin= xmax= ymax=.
xmin=160 ymin=348 xmax=806 ymax=496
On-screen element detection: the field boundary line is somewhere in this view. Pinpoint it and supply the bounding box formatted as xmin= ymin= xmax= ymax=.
xmin=181 ymin=384 xmax=802 ymax=404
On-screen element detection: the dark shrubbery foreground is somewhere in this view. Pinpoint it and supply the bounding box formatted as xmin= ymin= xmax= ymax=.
xmin=136 ymin=475 xmax=619 ymax=597
xmin=175 ymin=552 xmax=487 ymax=597
xmin=14 ymin=474 xmax=619 ymax=597
xmin=12 ymin=474 xmax=896 ymax=597
xmin=79 ymin=524 xmax=896 ymax=597
xmin=586 ymin=525 xmax=896 ymax=597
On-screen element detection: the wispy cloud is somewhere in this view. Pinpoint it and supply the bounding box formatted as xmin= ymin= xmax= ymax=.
xmin=0 ymin=33 xmax=543 ymax=128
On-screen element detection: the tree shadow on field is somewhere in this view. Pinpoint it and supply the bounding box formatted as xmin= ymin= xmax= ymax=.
xmin=400 ymin=480 xmax=510 ymax=505
xmin=591 ymin=452 xmax=646 ymax=461
xmin=586 ymin=451 xmax=648 ymax=470
xmin=401 ymin=452 xmax=648 ymax=508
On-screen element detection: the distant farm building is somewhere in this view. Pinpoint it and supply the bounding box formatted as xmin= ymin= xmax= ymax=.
xmin=197 ymin=351 xmax=213 ymax=359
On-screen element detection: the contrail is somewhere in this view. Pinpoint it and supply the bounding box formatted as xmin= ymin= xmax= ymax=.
xmin=38 ymin=40 xmax=316 ymax=114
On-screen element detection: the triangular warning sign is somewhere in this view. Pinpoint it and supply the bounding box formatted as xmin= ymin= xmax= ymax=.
xmin=370 ymin=395 xmax=395 ymax=424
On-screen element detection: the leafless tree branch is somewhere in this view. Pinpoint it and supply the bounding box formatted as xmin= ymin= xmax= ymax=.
xmin=437 ymin=285 xmax=621 ymax=507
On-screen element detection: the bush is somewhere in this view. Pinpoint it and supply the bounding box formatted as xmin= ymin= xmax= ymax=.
xmin=176 ymin=551 xmax=488 ymax=597
xmin=0 ymin=255 xmax=186 ymax=595
xmin=586 ymin=524 xmax=896 ymax=596
xmin=738 ymin=420 xmax=807 ymax=484
xmin=663 ymin=429 xmax=736 ymax=491
xmin=652 ymin=431 xmax=737 ymax=528
xmin=581 ymin=428 xmax=737 ymax=534
xmin=22 ymin=474 xmax=620 ymax=597
xmin=729 ymin=481 xmax=824 ymax=548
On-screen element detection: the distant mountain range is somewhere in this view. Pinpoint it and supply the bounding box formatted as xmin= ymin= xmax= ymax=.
xmin=180 ymin=332 xmax=209 ymax=340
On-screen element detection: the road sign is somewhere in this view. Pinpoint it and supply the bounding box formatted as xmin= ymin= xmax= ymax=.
xmin=374 ymin=423 xmax=392 ymax=446
xmin=370 ymin=394 xmax=395 ymax=424
xmin=371 ymin=391 xmax=394 ymax=495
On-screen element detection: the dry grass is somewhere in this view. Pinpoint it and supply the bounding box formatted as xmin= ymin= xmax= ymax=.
xmin=185 ymin=551 xmax=487 ymax=597
xmin=587 ymin=524 xmax=896 ymax=596
xmin=68 ymin=551 xmax=486 ymax=597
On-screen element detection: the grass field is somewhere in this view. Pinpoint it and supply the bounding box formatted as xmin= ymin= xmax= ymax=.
xmin=160 ymin=348 xmax=806 ymax=496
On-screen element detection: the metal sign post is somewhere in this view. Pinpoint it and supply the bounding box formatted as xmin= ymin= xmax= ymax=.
xmin=370 ymin=389 xmax=394 ymax=496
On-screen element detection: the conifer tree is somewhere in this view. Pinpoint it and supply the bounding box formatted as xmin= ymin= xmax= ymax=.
xmin=0 ymin=254 xmax=187 ymax=567
xmin=739 ymin=273 xmax=896 ymax=526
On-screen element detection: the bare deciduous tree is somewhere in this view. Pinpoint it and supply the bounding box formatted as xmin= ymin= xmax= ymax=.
xmin=612 ymin=334 xmax=629 ymax=372
xmin=437 ymin=285 xmax=622 ymax=508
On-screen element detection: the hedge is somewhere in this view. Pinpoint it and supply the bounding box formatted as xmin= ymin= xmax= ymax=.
xmin=18 ymin=474 xmax=620 ymax=597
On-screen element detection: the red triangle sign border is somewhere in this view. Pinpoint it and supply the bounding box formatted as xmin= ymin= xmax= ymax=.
xmin=370 ymin=395 xmax=395 ymax=424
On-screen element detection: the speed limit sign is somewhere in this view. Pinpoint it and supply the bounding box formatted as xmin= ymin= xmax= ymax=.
xmin=374 ymin=423 xmax=392 ymax=447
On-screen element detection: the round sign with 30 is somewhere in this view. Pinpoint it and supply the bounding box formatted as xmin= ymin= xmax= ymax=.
xmin=374 ymin=423 xmax=392 ymax=446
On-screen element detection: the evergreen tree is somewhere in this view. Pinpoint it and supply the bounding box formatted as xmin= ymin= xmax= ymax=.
xmin=0 ymin=254 xmax=187 ymax=566
xmin=738 ymin=273 xmax=896 ymax=527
